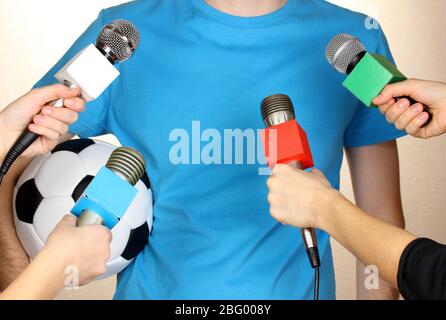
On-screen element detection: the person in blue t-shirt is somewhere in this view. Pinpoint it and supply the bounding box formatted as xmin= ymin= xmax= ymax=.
xmin=0 ymin=0 xmax=407 ymax=300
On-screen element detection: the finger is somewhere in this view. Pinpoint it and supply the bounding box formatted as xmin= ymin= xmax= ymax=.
xmin=63 ymin=97 xmax=86 ymax=113
xmin=377 ymin=98 xmax=396 ymax=114
xmin=393 ymin=103 xmax=424 ymax=130
xmin=266 ymin=177 xmax=282 ymax=193
xmin=266 ymin=177 xmax=274 ymax=189
xmin=27 ymin=84 xmax=81 ymax=105
xmin=41 ymin=106 xmax=79 ymax=124
xmin=405 ymin=112 xmax=430 ymax=137
xmin=384 ymin=99 xmax=411 ymax=124
xmin=29 ymin=123 xmax=62 ymax=140
xmin=373 ymin=79 xmax=419 ymax=105
xmin=33 ymin=115 xmax=69 ymax=135
xmin=267 ymin=192 xmax=274 ymax=205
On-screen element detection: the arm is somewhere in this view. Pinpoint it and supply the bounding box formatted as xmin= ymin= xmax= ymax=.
xmin=0 ymin=215 xmax=111 ymax=300
xmin=0 ymin=241 xmax=67 ymax=299
xmin=267 ymin=165 xmax=446 ymax=299
xmin=266 ymin=164 xmax=415 ymax=289
xmin=322 ymin=193 xmax=415 ymax=289
xmin=0 ymin=137 xmax=73 ymax=290
xmin=0 ymin=84 xmax=83 ymax=289
xmin=346 ymin=140 xmax=404 ymax=300
xmin=0 ymin=84 xmax=114 ymax=299
xmin=0 ymin=157 xmax=33 ymax=290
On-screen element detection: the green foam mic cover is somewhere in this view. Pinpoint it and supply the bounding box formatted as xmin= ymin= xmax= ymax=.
xmin=343 ymin=52 xmax=406 ymax=108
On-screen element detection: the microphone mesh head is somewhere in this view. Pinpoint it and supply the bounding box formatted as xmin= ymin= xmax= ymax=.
xmin=261 ymin=94 xmax=295 ymax=121
xmin=325 ymin=33 xmax=366 ymax=74
xmin=106 ymin=147 xmax=146 ymax=186
xmin=97 ymin=20 xmax=141 ymax=62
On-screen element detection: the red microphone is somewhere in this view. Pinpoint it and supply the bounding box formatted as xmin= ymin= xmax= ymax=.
xmin=260 ymin=94 xmax=321 ymax=270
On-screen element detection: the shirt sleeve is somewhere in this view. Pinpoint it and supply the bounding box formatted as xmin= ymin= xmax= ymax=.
xmin=343 ymin=30 xmax=407 ymax=148
xmin=398 ymin=238 xmax=446 ymax=300
xmin=34 ymin=11 xmax=110 ymax=138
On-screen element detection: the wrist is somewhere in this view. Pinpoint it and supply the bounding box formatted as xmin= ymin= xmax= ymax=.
xmin=41 ymin=241 xmax=73 ymax=271
xmin=316 ymin=189 xmax=348 ymax=232
xmin=39 ymin=246 xmax=69 ymax=282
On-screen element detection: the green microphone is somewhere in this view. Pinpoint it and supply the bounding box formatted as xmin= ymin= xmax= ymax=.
xmin=326 ymin=33 xmax=432 ymax=126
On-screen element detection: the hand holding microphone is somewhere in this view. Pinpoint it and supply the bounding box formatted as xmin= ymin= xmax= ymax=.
xmin=0 ymin=84 xmax=85 ymax=160
xmin=326 ymin=34 xmax=433 ymax=127
xmin=0 ymin=215 xmax=112 ymax=300
xmin=0 ymin=20 xmax=140 ymax=185
xmin=267 ymin=165 xmax=338 ymax=233
xmin=43 ymin=215 xmax=112 ymax=286
xmin=373 ymin=79 xmax=446 ymax=139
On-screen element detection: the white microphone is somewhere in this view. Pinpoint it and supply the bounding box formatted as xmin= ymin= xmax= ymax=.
xmin=54 ymin=19 xmax=141 ymax=103
xmin=0 ymin=20 xmax=141 ymax=184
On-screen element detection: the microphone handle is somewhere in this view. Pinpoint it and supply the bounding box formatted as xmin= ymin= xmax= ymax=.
xmin=301 ymin=228 xmax=320 ymax=269
xmin=289 ymin=161 xmax=321 ymax=269
xmin=76 ymin=210 xmax=105 ymax=227
xmin=397 ymin=96 xmax=432 ymax=127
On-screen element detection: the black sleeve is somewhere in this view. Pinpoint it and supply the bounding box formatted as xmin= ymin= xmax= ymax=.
xmin=398 ymin=238 xmax=446 ymax=300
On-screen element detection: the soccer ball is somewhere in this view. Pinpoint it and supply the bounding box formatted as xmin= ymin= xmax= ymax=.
xmin=13 ymin=138 xmax=153 ymax=279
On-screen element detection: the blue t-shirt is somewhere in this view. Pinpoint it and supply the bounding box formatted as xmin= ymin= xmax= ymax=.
xmin=36 ymin=0 xmax=406 ymax=299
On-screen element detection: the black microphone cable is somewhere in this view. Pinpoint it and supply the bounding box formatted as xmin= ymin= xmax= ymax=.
xmin=314 ymin=266 xmax=320 ymax=300
xmin=0 ymin=133 xmax=37 ymax=186
xmin=306 ymin=244 xmax=321 ymax=301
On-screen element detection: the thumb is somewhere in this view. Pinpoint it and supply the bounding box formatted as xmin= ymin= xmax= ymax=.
xmin=57 ymin=214 xmax=77 ymax=228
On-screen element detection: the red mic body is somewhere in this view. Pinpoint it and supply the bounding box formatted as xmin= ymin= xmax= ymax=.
xmin=260 ymin=94 xmax=321 ymax=269
xmin=261 ymin=120 xmax=314 ymax=169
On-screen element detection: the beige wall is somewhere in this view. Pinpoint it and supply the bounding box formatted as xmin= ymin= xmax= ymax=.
xmin=329 ymin=0 xmax=446 ymax=299
xmin=0 ymin=0 xmax=445 ymax=300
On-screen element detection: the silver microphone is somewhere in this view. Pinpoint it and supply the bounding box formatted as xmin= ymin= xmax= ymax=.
xmin=76 ymin=147 xmax=146 ymax=227
xmin=325 ymin=33 xmax=366 ymax=75
xmin=261 ymin=94 xmax=321 ymax=269
xmin=96 ymin=19 xmax=141 ymax=64
xmin=52 ymin=19 xmax=141 ymax=107
xmin=0 ymin=20 xmax=141 ymax=185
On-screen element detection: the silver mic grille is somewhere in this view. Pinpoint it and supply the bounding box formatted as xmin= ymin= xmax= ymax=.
xmin=261 ymin=94 xmax=296 ymax=127
xmin=106 ymin=147 xmax=146 ymax=186
xmin=325 ymin=33 xmax=366 ymax=74
xmin=96 ymin=20 xmax=141 ymax=62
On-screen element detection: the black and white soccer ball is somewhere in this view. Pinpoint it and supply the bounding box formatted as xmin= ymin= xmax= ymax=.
xmin=13 ymin=139 xmax=153 ymax=279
